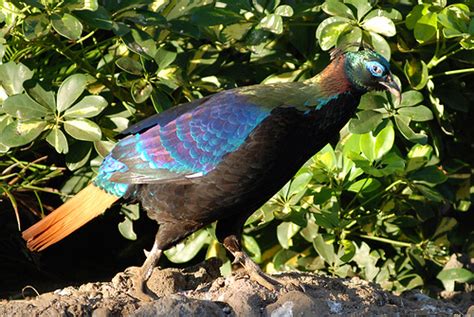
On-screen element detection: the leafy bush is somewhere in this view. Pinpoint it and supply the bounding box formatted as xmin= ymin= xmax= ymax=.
xmin=0 ymin=0 xmax=472 ymax=294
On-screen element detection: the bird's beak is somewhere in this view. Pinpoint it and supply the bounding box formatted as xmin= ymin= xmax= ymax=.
xmin=380 ymin=74 xmax=401 ymax=105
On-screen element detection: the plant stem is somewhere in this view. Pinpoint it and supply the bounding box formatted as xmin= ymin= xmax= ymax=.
xmin=358 ymin=234 xmax=413 ymax=248
xmin=429 ymin=67 xmax=474 ymax=78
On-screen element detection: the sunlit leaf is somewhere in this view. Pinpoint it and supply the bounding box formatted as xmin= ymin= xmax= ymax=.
xmin=57 ymin=74 xmax=88 ymax=113
xmin=64 ymin=118 xmax=102 ymax=141
xmin=46 ymin=126 xmax=68 ymax=154
xmin=51 ymin=13 xmax=83 ymax=40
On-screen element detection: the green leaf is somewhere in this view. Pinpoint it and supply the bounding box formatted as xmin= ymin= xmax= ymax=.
xmin=347 ymin=178 xmax=381 ymax=193
xmin=115 ymin=56 xmax=143 ymax=75
xmin=242 ymin=235 xmax=262 ymax=263
xmin=337 ymin=27 xmax=362 ymax=49
xmin=0 ymin=120 xmax=47 ymax=147
xmin=344 ymin=0 xmax=371 ymax=21
xmin=315 ymin=16 xmax=350 ymax=40
xmin=164 ymin=229 xmax=211 ymax=263
xmin=277 ymin=221 xmax=300 ymax=249
xmin=51 ymin=13 xmax=83 ymax=40
xmin=259 ymin=14 xmax=283 ymax=34
xmin=75 ymin=7 xmax=113 ymax=30
xmin=64 ymin=95 xmax=108 ymax=118
xmin=365 ymin=9 xmax=402 ymax=21
xmin=64 ymin=118 xmax=102 ymax=141
xmin=349 ymin=110 xmax=383 ymax=134
xmin=65 ymin=141 xmax=93 ymax=170
xmin=340 ymin=239 xmax=356 ymax=263
xmin=3 ymin=94 xmax=49 ymax=119
xmin=437 ymin=268 xmax=474 ymax=292
xmin=313 ymin=235 xmax=336 ymax=265
xmin=406 ymin=5 xmax=425 ymax=30
xmin=24 ymin=81 xmax=56 ymax=111
xmin=414 ymin=12 xmax=438 ymax=43
xmin=318 ymin=21 xmax=350 ymax=51
xmin=274 ymin=5 xmax=294 ymax=17
xmin=191 ymin=6 xmax=243 ymax=26
xmin=22 ymin=13 xmax=50 ymax=41
xmin=367 ymin=32 xmax=391 ymax=61
xmin=406 ymin=144 xmax=433 ymax=172
xmin=362 ymin=16 xmax=396 ymax=37
xmin=414 ymin=184 xmax=444 ymax=202
xmin=397 ymin=90 xmax=423 ymax=108
xmin=154 ymin=47 xmax=177 ymax=70
xmin=123 ymin=28 xmax=157 ymax=59
xmin=0 ymin=62 xmax=33 ymax=96
xmin=46 ymin=126 xmax=68 ymax=154
xmin=404 ymin=59 xmax=429 ymax=90
xmin=57 ymin=74 xmax=88 ymax=113
xmin=131 ymin=79 xmax=153 ymax=103
xmin=410 ymin=166 xmax=448 ymax=186
xmin=360 ymin=120 xmax=395 ymax=161
xmin=398 ymin=105 xmax=433 ymax=122
xmin=395 ymin=115 xmax=427 ymax=143
xmin=322 ymin=0 xmax=354 ymax=19
xmin=118 ymin=217 xmax=137 ymax=240
xmin=287 ymin=172 xmax=312 ymax=204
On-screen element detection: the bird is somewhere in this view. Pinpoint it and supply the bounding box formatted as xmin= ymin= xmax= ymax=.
xmin=22 ymin=48 xmax=400 ymax=300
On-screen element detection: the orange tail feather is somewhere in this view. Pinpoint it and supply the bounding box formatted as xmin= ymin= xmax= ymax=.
xmin=22 ymin=184 xmax=119 ymax=251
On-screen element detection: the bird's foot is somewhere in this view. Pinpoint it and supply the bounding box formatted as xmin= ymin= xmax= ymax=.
xmin=233 ymin=251 xmax=305 ymax=292
xmin=124 ymin=266 xmax=159 ymax=302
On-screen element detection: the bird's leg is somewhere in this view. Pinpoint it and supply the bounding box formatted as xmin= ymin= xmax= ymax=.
xmin=127 ymin=238 xmax=162 ymax=301
xmin=222 ymin=234 xmax=283 ymax=291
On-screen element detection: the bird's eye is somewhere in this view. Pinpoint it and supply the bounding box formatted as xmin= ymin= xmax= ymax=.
xmin=366 ymin=61 xmax=385 ymax=78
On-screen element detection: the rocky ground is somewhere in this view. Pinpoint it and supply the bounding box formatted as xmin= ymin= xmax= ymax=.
xmin=1 ymin=259 xmax=472 ymax=316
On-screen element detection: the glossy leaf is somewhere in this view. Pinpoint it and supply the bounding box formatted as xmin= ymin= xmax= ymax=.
xmin=66 ymin=142 xmax=93 ymax=170
xmin=362 ymin=16 xmax=396 ymax=37
xmin=64 ymin=95 xmax=108 ymax=118
xmin=0 ymin=62 xmax=33 ymax=96
xmin=57 ymin=74 xmax=88 ymax=113
xmin=275 ymin=5 xmax=294 ymax=17
xmin=118 ymin=218 xmax=137 ymax=240
xmin=51 ymin=13 xmax=83 ymax=40
xmin=360 ymin=120 xmax=395 ymax=161
xmin=398 ymin=105 xmax=433 ymax=122
xmin=115 ymin=56 xmax=143 ymax=75
xmin=437 ymin=268 xmax=474 ymax=292
xmin=414 ymin=12 xmax=438 ymax=43
xmin=123 ymin=28 xmax=157 ymax=58
xmin=64 ymin=118 xmax=102 ymax=141
xmin=164 ymin=229 xmax=211 ymax=263
xmin=46 ymin=127 xmax=69 ymax=154
xmin=313 ymin=235 xmax=336 ymax=265
xmin=3 ymin=94 xmax=49 ymax=119
xmin=131 ymin=79 xmax=153 ymax=103
xmin=349 ymin=110 xmax=383 ymax=134
xmin=23 ymin=13 xmax=50 ymax=40
xmin=24 ymin=81 xmax=56 ymax=111
xmin=322 ymin=0 xmax=354 ymax=19
xmin=0 ymin=120 xmax=47 ymax=147
xmin=75 ymin=7 xmax=113 ymax=30
xmin=259 ymin=14 xmax=283 ymax=34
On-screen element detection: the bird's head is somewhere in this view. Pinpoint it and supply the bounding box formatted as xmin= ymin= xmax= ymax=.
xmin=344 ymin=49 xmax=401 ymax=104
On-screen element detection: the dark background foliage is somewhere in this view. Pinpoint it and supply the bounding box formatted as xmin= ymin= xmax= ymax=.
xmin=0 ymin=0 xmax=472 ymax=298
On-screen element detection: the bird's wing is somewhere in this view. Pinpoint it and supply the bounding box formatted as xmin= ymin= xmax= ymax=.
xmin=99 ymin=90 xmax=274 ymax=184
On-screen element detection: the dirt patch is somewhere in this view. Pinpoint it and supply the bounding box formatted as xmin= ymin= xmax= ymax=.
xmin=1 ymin=259 xmax=471 ymax=316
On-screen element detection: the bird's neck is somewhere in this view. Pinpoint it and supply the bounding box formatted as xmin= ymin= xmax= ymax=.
xmin=305 ymin=55 xmax=361 ymax=100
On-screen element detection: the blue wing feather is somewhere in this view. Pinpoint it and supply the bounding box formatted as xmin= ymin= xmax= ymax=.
xmin=94 ymin=91 xmax=271 ymax=196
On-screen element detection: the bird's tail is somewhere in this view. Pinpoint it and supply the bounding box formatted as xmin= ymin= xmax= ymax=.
xmin=22 ymin=183 xmax=119 ymax=251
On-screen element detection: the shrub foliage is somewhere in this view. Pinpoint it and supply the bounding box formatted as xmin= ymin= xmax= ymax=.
xmin=0 ymin=0 xmax=472 ymax=294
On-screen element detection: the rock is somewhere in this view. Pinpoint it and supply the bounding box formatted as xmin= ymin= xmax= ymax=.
xmin=265 ymin=291 xmax=330 ymax=317
xmin=133 ymin=295 xmax=226 ymax=317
